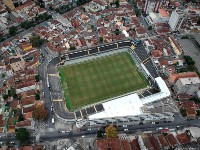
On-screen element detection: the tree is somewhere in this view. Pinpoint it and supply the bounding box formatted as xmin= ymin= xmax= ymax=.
xmin=135 ymin=9 xmax=141 ymax=17
xmin=105 ymin=125 xmax=118 ymax=138
xmin=115 ymin=0 xmax=120 ymax=8
xmin=70 ymin=46 xmax=76 ymax=50
xmin=16 ymin=128 xmax=29 ymax=141
xmin=99 ymin=37 xmax=103 ymax=42
xmin=97 ymin=130 xmax=104 ymax=138
xmin=49 ymin=6 xmax=53 ymax=10
xmin=18 ymin=114 xmax=24 ymax=122
xmin=35 ymin=75 xmax=40 ymax=82
xmin=3 ymin=94 xmax=8 ymax=100
xmin=196 ymin=110 xmax=200 ymax=116
xmin=184 ymin=56 xmax=195 ymax=66
xmin=180 ymin=108 xmax=187 ymax=117
xmin=35 ymin=93 xmax=40 ymax=100
xmin=197 ymin=18 xmax=200 ymax=25
xmin=148 ymin=26 xmax=152 ymax=30
xmin=9 ymin=26 xmax=17 ymax=36
xmin=115 ymin=29 xmax=120 ymax=35
xmin=1 ymin=73 xmax=5 ymax=78
xmin=32 ymin=105 xmax=48 ymax=120
xmin=30 ymin=35 xmax=45 ymax=47
xmin=8 ymin=87 xmax=16 ymax=97
xmin=20 ymin=21 xmax=35 ymax=29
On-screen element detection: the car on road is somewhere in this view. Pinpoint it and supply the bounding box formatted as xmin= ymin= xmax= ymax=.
xmin=51 ymin=106 xmax=53 ymax=112
xmin=61 ymin=131 xmax=65 ymax=133
xmin=82 ymin=135 xmax=86 ymax=138
xmin=52 ymin=117 xmax=55 ymax=124
xmin=124 ymin=129 xmax=128 ymax=131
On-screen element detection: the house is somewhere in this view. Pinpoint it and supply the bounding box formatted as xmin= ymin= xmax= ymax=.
xmin=0 ymin=4 xmax=8 ymax=17
xmin=16 ymin=119 xmax=33 ymax=129
xmin=22 ymin=105 xmax=35 ymax=114
xmin=10 ymin=56 xmax=25 ymax=72
xmin=92 ymin=0 xmax=107 ymax=10
xmin=176 ymin=132 xmax=190 ymax=145
xmin=20 ymin=42 xmax=32 ymax=52
xmin=165 ymin=134 xmax=178 ymax=147
xmin=96 ymin=138 xmax=131 ymax=149
xmin=15 ymin=0 xmax=35 ymax=13
xmin=135 ymin=26 xmax=147 ymax=38
xmin=21 ymin=95 xmax=36 ymax=108
xmin=15 ymin=80 xmax=37 ymax=94
xmin=158 ymin=135 xmax=169 ymax=149
xmin=130 ymin=139 xmax=141 ymax=150
xmin=169 ymin=72 xmax=200 ymax=96
xmin=181 ymin=100 xmax=198 ymax=119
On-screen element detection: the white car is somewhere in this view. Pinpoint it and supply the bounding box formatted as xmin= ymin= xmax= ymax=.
xmin=52 ymin=117 xmax=55 ymax=124
xmin=124 ymin=129 xmax=128 ymax=131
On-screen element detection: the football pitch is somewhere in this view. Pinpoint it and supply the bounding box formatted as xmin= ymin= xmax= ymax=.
xmin=59 ymin=52 xmax=149 ymax=111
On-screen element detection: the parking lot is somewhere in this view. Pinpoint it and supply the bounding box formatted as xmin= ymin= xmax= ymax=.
xmin=178 ymin=39 xmax=200 ymax=72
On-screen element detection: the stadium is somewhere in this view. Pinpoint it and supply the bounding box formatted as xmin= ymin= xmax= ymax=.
xmin=51 ymin=40 xmax=172 ymax=128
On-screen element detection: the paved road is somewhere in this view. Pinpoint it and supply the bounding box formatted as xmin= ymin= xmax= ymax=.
xmin=38 ymin=46 xmax=59 ymax=129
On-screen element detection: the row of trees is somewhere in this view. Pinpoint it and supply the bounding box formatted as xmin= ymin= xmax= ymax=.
xmin=55 ymin=0 xmax=92 ymax=14
xmin=8 ymin=13 xmax=52 ymax=37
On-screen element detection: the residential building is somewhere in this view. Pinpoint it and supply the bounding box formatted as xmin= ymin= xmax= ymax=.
xmin=169 ymin=72 xmax=200 ymax=96
xmin=3 ymin=0 xmax=15 ymax=10
xmin=175 ymin=77 xmax=200 ymax=96
xmin=144 ymin=0 xmax=163 ymax=14
xmin=10 ymin=56 xmax=25 ymax=72
xmin=168 ymin=9 xmax=185 ymax=31
xmin=20 ymin=42 xmax=32 ymax=52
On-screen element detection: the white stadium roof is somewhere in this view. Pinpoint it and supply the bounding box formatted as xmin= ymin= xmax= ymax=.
xmin=88 ymin=77 xmax=170 ymax=120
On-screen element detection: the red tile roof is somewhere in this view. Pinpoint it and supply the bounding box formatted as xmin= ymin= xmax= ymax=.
xmin=12 ymin=100 xmax=19 ymax=109
xmin=135 ymin=26 xmax=146 ymax=35
xmin=166 ymin=134 xmax=178 ymax=146
xmin=97 ymin=138 xmax=123 ymax=150
xmin=169 ymin=72 xmax=198 ymax=83
xmin=158 ymin=135 xmax=169 ymax=148
xmin=16 ymin=120 xmax=31 ymax=127
xmin=23 ymin=105 xmax=35 ymax=114
xmin=121 ymin=140 xmax=131 ymax=150
xmin=15 ymin=0 xmax=35 ymax=11
xmin=130 ymin=139 xmax=141 ymax=150
xmin=21 ymin=95 xmax=36 ymax=106
xmin=176 ymin=132 xmax=190 ymax=145
xmin=24 ymin=112 xmax=33 ymax=120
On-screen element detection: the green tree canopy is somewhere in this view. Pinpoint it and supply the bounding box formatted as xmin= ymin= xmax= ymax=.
xmin=16 ymin=128 xmax=29 ymax=141
xmin=30 ymin=35 xmax=45 ymax=47
xmin=97 ymin=130 xmax=104 ymax=138
xmin=184 ymin=55 xmax=195 ymax=66
xmin=9 ymin=26 xmax=18 ymax=36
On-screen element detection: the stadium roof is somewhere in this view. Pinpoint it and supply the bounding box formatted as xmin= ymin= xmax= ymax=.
xmin=88 ymin=77 xmax=170 ymax=120
xmin=88 ymin=93 xmax=143 ymax=120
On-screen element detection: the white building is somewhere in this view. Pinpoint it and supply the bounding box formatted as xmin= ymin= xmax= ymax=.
xmin=144 ymin=0 xmax=163 ymax=14
xmin=168 ymin=9 xmax=185 ymax=31
xmin=175 ymin=77 xmax=200 ymax=96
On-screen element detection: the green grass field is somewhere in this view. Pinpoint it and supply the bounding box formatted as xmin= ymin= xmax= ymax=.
xmin=59 ymin=52 xmax=148 ymax=111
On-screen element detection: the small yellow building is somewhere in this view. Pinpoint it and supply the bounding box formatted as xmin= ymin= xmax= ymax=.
xmin=20 ymin=42 xmax=32 ymax=52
